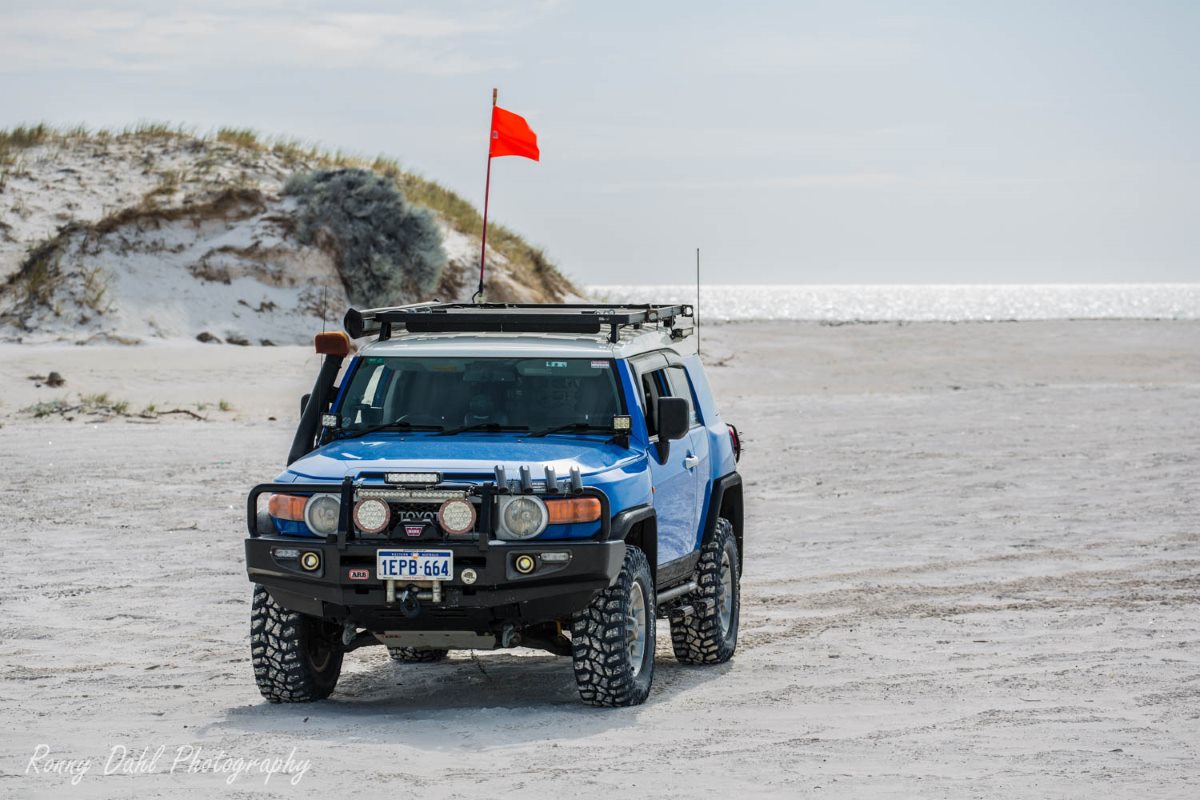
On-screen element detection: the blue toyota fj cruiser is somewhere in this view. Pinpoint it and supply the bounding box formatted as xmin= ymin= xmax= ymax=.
xmin=245 ymin=302 xmax=743 ymax=707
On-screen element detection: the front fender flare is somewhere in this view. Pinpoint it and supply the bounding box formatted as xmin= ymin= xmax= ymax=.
xmin=609 ymin=505 xmax=656 ymax=585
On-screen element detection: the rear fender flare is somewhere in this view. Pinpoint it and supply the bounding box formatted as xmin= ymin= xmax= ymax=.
xmin=701 ymin=473 xmax=743 ymax=571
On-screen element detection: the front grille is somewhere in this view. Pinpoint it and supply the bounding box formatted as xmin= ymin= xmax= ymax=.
xmin=391 ymin=503 xmax=440 ymax=524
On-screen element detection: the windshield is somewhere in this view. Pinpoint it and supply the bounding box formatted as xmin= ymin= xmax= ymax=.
xmin=336 ymin=356 xmax=622 ymax=435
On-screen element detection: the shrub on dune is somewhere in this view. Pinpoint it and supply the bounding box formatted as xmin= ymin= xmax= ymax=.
xmin=284 ymin=169 xmax=447 ymax=307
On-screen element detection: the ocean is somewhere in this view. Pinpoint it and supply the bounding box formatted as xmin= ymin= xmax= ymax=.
xmin=587 ymin=284 xmax=1200 ymax=322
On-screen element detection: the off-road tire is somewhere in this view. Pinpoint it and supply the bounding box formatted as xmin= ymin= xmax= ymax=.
xmin=570 ymin=546 xmax=656 ymax=707
xmin=387 ymin=647 xmax=449 ymax=663
xmin=670 ymin=517 xmax=739 ymax=664
xmin=251 ymin=584 xmax=344 ymax=703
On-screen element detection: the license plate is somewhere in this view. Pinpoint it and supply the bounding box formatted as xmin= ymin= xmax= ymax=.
xmin=376 ymin=549 xmax=453 ymax=581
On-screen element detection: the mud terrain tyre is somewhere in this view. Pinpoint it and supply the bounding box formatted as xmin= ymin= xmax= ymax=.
xmin=251 ymin=584 xmax=344 ymax=702
xmin=670 ymin=517 xmax=739 ymax=664
xmin=387 ymin=647 xmax=449 ymax=663
xmin=570 ymin=546 xmax=655 ymax=707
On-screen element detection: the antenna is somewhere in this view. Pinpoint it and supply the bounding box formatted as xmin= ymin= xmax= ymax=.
xmin=321 ymin=284 xmax=328 ymax=333
xmin=695 ymin=247 xmax=701 ymax=356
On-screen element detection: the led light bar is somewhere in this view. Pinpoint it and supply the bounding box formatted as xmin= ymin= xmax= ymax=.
xmin=357 ymin=488 xmax=467 ymax=503
xmin=385 ymin=472 xmax=441 ymax=485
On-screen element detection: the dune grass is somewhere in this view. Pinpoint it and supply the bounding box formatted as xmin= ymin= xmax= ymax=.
xmin=215 ymin=127 xmax=260 ymax=148
xmin=0 ymin=123 xmax=52 ymax=151
xmin=24 ymin=393 xmax=129 ymax=417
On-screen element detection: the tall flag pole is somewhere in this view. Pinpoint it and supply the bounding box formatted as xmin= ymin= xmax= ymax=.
xmin=474 ymin=88 xmax=540 ymax=303
xmin=475 ymin=88 xmax=498 ymax=304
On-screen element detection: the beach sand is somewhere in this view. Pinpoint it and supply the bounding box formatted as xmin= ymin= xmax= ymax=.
xmin=1 ymin=320 xmax=1197 ymax=797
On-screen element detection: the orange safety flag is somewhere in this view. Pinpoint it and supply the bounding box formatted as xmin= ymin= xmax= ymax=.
xmin=489 ymin=106 xmax=540 ymax=161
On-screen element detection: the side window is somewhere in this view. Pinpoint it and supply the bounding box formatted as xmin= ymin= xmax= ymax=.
xmin=665 ymin=366 xmax=699 ymax=427
xmin=639 ymin=364 xmax=699 ymax=436
xmin=640 ymin=369 xmax=665 ymax=437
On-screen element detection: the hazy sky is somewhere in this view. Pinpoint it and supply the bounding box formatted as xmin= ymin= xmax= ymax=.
xmin=2 ymin=1 xmax=1197 ymax=285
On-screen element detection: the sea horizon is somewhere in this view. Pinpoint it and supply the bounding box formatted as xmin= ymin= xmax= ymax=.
xmin=587 ymin=283 xmax=1200 ymax=322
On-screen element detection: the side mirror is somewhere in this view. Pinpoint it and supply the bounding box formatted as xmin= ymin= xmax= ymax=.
xmin=657 ymin=396 xmax=690 ymax=441
xmin=300 ymin=393 xmax=311 ymax=415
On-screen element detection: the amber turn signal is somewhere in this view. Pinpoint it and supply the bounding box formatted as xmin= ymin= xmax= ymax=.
xmin=545 ymin=497 xmax=602 ymax=525
xmin=314 ymin=331 xmax=351 ymax=357
xmin=268 ymin=493 xmax=306 ymax=521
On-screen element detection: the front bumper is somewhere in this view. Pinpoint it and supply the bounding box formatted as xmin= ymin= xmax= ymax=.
xmin=245 ymin=478 xmax=627 ymax=631
xmin=245 ymin=535 xmax=625 ymax=630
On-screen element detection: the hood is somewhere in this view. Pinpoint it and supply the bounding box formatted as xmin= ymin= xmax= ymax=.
xmin=283 ymin=433 xmax=637 ymax=482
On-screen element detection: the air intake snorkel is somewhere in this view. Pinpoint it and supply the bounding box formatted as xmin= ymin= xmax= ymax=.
xmin=287 ymin=332 xmax=351 ymax=465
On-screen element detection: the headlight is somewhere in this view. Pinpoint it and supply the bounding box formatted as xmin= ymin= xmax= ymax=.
xmin=353 ymin=498 xmax=391 ymax=534
xmin=498 ymin=496 xmax=548 ymax=540
xmin=304 ymin=494 xmax=341 ymax=535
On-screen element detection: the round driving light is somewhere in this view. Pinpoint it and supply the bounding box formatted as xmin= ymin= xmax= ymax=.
xmin=437 ymin=498 xmax=477 ymax=535
xmin=304 ymin=493 xmax=341 ymax=536
xmin=514 ymin=554 xmax=536 ymax=574
xmin=460 ymin=568 xmax=478 ymax=585
xmin=353 ymin=498 xmax=391 ymax=534
xmin=500 ymin=496 xmax=549 ymax=540
xmin=300 ymin=551 xmax=321 ymax=571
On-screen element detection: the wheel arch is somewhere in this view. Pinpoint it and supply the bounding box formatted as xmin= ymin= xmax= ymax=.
xmin=702 ymin=472 xmax=743 ymax=571
xmin=611 ymin=505 xmax=657 ymax=587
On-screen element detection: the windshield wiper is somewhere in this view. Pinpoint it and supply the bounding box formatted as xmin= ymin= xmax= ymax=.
xmin=335 ymin=420 xmax=444 ymax=441
xmin=529 ymin=422 xmax=613 ymax=438
xmin=434 ymin=422 xmax=528 ymax=437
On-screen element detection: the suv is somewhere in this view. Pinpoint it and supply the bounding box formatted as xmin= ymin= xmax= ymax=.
xmin=244 ymin=303 xmax=743 ymax=707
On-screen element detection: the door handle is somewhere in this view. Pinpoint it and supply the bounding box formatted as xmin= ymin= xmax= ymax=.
xmin=683 ymin=454 xmax=699 ymax=469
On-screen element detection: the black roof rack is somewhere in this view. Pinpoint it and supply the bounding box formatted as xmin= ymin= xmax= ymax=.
xmin=344 ymin=302 xmax=694 ymax=343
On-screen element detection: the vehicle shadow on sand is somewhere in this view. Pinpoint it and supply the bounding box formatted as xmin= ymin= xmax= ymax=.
xmin=215 ymin=634 xmax=733 ymax=747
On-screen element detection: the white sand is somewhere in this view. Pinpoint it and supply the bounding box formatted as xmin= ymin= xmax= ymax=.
xmin=1 ymin=320 xmax=1197 ymax=797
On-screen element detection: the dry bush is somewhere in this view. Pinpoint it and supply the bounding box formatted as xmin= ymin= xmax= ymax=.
xmin=284 ymin=169 xmax=447 ymax=307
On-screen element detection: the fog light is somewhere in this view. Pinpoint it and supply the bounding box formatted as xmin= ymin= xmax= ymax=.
xmin=353 ymin=498 xmax=391 ymax=534
xmin=461 ymin=568 xmax=478 ymax=585
xmin=438 ymin=498 xmax=477 ymax=535
xmin=514 ymin=554 xmax=536 ymax=574
xmin=300 ymin=551 xmax=321 ymax=571
xmin=273 ymin=548 xmax=300 ymax=560
xmin=540 ymin=551 xmax=571 ymax=564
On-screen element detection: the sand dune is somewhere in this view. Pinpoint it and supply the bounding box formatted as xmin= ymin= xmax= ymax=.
xmin=0 ymin=130 xmax=577 ymax=346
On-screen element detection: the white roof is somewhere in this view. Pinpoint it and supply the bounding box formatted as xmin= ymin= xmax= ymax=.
xmin=360 ymin=323 xmax=695 ymax=359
